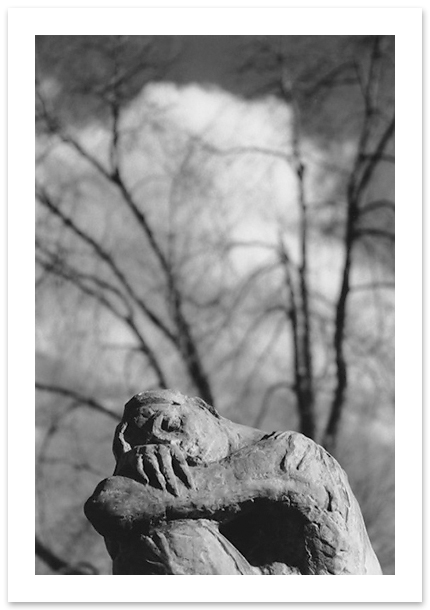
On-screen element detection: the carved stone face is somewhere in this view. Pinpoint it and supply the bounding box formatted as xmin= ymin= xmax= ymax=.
xmin=123 ymin=391 xmax=231 ymax=464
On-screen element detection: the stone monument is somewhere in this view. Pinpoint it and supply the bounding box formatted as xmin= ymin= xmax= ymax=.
xmin=84 ymin=389 xmax=382 ymax=575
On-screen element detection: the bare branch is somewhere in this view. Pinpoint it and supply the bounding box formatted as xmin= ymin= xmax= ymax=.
xmin=354 ymin=228 xmax=395 ymax=243
xmin=36 ymin=254 xmax=168 ymax=388
xmin=350 ymin=281 xmax=394 ymax=293
xmin=36 ymin=382 xmax=120 ymax=421
xmin=229 ymin=303 xmax=286 ymax=367
xmin=359 ymin=153 xmax=394 ymax=164
xmin=302 ymin=60 xmax=358 ymax=98
xmin=354 ymin=117 xmax=395 ymax=200
xmin=254 ymin=382 xmax=294 ymax=429
xmin=193 ymin=137 xmax=294 ymax=166
xmin=229 ymin=261 xmax=281 ymax=312
xmin=36 ymin=240 xmax=134 ymax=316
xmin=278 ymin=239 xmax=301 ymax=402
xmin=223 ymin=239 xmax=278 ymax=252
xmin=36 ymin=185 xmax=177 ymax=344
xmin=37 ymin=128 xmax=213 ymax=402
xmin=323 ymin=40 xmax=394 ymax=451
xmin=279 ymin=78 xmax=316 ymax=439
xmin=359 ymin=199 xmax=395 ymax=216
xmin=102 ymin=139 xmax=214 ymax=404
xmin=238 ymin=314 xmax=288 ymax=406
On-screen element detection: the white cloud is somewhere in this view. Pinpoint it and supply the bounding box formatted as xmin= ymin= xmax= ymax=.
xmin=37 ymin=80 xmax=393 ymax=397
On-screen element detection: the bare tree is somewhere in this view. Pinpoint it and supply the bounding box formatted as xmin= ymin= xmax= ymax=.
xmin=35 ymin=35 xmax=394 ymax=574
xmin=323 ymin=37 xmax=394 ymax=451
xmin=216 ymin=35 xmax=395 ymax=450
xmin=36 ymin=37 xmax=214 ymax=405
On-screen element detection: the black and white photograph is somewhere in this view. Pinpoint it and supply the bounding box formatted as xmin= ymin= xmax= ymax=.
xmin=7 ymin=5 xmax=422 ymax=603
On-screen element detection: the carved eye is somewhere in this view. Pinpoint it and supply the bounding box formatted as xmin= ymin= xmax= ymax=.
xmin=133 ymin=414 xmax=147 ymax=428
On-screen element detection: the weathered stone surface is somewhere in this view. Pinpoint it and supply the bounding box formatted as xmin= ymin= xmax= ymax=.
xmin=84 ymin=389 xmax=382 ymax=575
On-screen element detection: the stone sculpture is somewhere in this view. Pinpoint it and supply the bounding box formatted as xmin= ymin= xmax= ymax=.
xmin=84 ymin=389 xmax=382 ymax=575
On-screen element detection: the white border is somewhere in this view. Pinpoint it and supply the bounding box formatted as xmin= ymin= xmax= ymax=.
xmin=8 ymin=5 xmax=422 ymax=604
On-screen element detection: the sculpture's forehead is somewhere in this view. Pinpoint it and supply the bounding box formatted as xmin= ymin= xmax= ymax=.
xmin=133 ymin=389 xmax=186 ymax=407
xmin=125 ymin=390 xmax=219 ymax=421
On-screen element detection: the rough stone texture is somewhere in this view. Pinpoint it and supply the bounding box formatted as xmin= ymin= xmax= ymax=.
xmin=84 ymin=389 xmax=382 ymax=575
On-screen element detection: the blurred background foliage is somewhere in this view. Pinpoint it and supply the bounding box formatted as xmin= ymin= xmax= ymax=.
xmin=35 ymin=35 xmax=394 ymax=574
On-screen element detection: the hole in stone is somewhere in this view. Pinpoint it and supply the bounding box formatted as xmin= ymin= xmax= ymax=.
xmin=219 ymin=500 xmax=308 ymax=573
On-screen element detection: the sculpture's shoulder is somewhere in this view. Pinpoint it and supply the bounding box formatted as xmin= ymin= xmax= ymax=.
xmin=259 ymin=429 xmax=333 ymax=472
xmin=262 ymin=428 xmax=337 ymax=462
